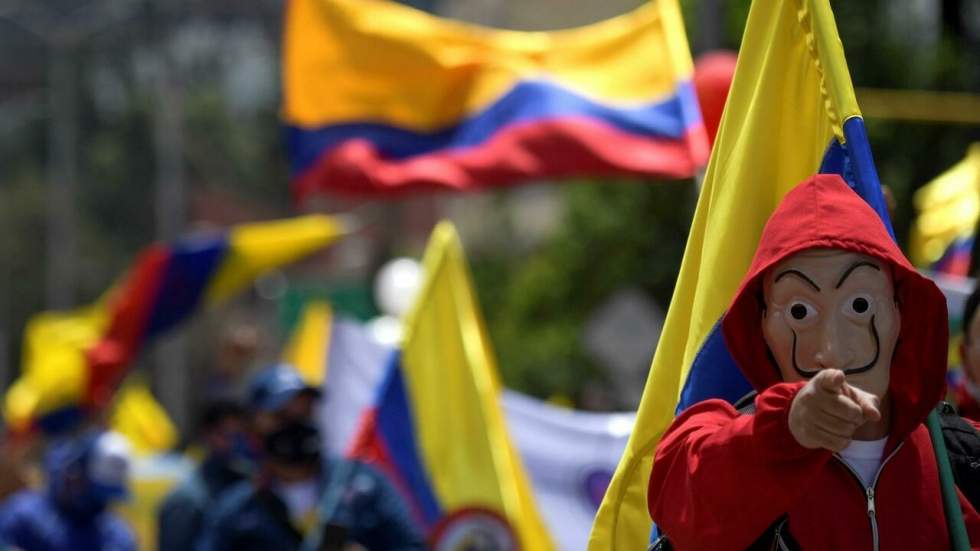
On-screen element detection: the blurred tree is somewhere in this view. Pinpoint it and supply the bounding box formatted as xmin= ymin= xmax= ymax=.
xmin=0 ymin=5 xmax=289 ymax=387
xmin=472 ymin=180 xmax=695 ymax=409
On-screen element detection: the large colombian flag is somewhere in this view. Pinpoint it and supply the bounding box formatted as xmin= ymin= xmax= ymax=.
xmin=4 ymin=215 xmax=346 ymax=434
xmin=282 ymin=0 xmax=708 ymax=200
xmin=588 ymin=1 xmax=890 ymax=548
xmin=350 ymin=222 xmax=553 ymax=550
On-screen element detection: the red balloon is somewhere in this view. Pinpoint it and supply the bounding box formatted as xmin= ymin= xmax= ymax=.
xmin=693 ymin=50 xmax=738 ymax=146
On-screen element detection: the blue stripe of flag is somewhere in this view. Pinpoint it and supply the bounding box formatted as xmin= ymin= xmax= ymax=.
xmin=285 ymin=80 xmax=702 ymax=176
xmin=144 ymin=233 xmax=229 ymax=338
xmin=374 ymin=351 xmax=443 ymax=527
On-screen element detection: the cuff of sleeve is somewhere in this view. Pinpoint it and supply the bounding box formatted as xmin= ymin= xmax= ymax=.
xmin=752 ymin=382 xmax=829 ymax=462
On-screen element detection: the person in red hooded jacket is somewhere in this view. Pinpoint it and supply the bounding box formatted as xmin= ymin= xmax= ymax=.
xmin=648 ymin=174 xmax=980 ymax=550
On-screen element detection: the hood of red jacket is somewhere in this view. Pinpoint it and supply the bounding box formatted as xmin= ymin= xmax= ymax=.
xmin=721 ymin=174 xmax=948 ymax=441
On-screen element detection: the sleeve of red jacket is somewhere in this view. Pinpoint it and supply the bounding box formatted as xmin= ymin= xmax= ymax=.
xmin=648 ymin=382 xmax=833 ymax=549
xmin=964 ymin=418 xmax=980 ymax=548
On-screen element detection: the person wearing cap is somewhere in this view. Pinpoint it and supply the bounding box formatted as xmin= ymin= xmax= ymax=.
xmin=158 ymin=400 xmax=252 ymax=551
xmin=201 ymin=364 xmax=424 ymax=551
xmin=0 ymin=430 xmax=136 ymax=551
xmin=247 ymin=362 xmax=323 ymax=439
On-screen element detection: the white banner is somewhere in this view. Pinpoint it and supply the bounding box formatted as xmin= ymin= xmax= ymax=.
xmin=316 ymin=317 xmax=635 ymax=550
xmin=501 ymin=391 xmax=634 ymax=551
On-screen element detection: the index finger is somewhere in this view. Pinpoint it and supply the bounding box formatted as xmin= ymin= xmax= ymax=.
xmin=813 ymin=369 xmax=846 ymax=395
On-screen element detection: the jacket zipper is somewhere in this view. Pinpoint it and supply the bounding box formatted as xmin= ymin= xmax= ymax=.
xmin=834 ymin=442 xmax=904 ymax=551
xmin=772 ymin=518 xmax=791 ymax=551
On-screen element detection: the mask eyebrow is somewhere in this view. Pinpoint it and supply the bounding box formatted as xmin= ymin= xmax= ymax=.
xmin=774 ymin=269 xmax=821 ymax=292
xmin=835 ymin=261 xmax=881 ymax=289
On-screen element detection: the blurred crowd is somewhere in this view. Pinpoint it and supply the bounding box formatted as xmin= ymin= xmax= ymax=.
xmin=0 ymin=361 xmax=426 ymax=551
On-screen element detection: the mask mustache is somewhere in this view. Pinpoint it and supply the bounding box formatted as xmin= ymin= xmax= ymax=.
xmin=791 ymin=315 xmax=880 ymax=378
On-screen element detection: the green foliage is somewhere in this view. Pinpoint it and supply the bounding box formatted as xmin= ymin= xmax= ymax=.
xmin=183 ymin=88 xmax=291 ymax=208
xmin=472 ymin=180 xmax=696 ymax=407
xmin=0 ymin=170 xmax=47 ymax=350
xmin=80 ymin=94 xmax=157 ymax=291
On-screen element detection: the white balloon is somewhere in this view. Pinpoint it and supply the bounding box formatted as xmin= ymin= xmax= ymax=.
xmin=368 ymin=315 xmax=403 ymax=347
xmin=374 ymin=257 xmax=424 ymax=318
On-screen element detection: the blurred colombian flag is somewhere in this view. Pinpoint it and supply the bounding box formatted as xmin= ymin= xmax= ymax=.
xmin=4 ymin=215 xmax=345 ymax=434
xmin=910 ymin=143 xmax=980 ymax=277
xmin=351 ymin=222 xmax=553 ymax=550
xmin=588 ymin=0 xmax=883 ymax=548
xmin=282 ymin=0 xmax=708 ymax=200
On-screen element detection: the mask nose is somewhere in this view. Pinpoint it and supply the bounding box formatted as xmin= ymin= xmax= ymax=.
xmin=813 ymin=312 xmax=853 ymax=370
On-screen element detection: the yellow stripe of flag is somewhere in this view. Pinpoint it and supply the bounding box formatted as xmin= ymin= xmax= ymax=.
xmin=205 ymin=215 xmax=346 ymax=304
xmin=282 ymin=300 xmax=333 ymax=387
xmin=284 ymin=0 xmax=694 ymax=131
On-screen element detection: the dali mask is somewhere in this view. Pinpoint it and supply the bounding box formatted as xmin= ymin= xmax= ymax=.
xmin=761 ymin=249 xmax=900 ymax=400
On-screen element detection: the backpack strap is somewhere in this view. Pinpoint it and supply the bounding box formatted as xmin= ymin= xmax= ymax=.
xmin=936 ymin=401 xmax=980 ymax=510
xmin=733 ymin=390 xmax=759 ymax=414
xmin=648 ymin=534 xmax=673 ymax=551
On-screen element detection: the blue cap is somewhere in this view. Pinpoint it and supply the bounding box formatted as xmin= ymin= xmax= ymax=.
xmin=248 ymin=363 xmax=321 ymax=412
xmin=86 ymin=432 xmax=132 ymax=500
xmin=45 ymin=430 xmax=132 ymax=502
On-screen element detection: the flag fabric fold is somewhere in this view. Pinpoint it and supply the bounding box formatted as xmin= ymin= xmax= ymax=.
xmin=4 ymin=215 xmax=345 ymax=433
xmin=588 ymin=1 xmax=865 ymax=548
xmin=283 ymin=0 xmax=707 ymax=199
xmin=350 ymin=222 xmax=553 ymax=550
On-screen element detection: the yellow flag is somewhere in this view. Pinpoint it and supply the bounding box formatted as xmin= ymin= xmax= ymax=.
xmin=4 ymin=303 xmax=109 ymax=432
xmin=110 ymin=378 xmax=178 ymax=456
xmin=588 ymin=0 xmax=861 ymax=548
xmin=396 ymin=222 xmax=553 ymax=549
xmin=910 ymin=143 xmax=980 ymax=266
xmin=282 ymin=300 xmax=333 ymax=387
xmin=205 ymin=215 xmax=346 ymax=303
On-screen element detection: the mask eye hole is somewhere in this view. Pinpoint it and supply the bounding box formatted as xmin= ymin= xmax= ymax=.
xmin=843 ymin=293 xmax=875 ymax=318
xmin=791 ymin=304 xmax=807 ymax=319
xmin=784 ymin=300 xmax=817 ymax=325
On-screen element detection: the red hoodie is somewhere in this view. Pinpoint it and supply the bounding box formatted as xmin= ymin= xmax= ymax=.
xmin=648 ymin=174 xmax=980 ymax=550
